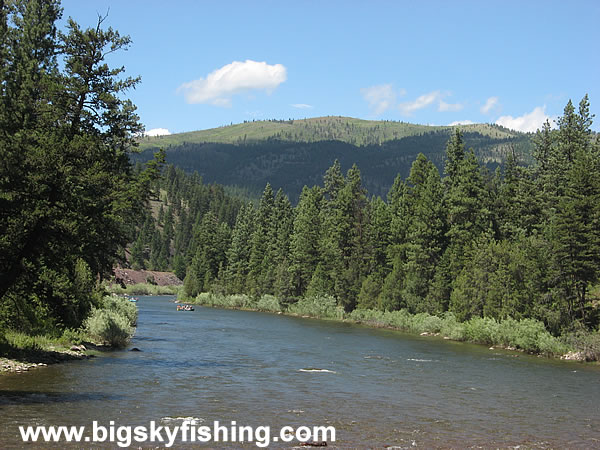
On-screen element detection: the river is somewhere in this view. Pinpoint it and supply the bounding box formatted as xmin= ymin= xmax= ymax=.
xmin=1 ymin=295 xmax=599 ymax=448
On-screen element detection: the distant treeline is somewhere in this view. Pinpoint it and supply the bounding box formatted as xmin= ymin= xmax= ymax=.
xmin=133 ymin=129 xmax=532 ymax=201
xmin=134 ymin=96 xmax=600 ymax=336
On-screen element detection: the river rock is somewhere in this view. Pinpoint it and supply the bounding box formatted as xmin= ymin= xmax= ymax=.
xmin=561 ymin=351 xmax=585 ymax=361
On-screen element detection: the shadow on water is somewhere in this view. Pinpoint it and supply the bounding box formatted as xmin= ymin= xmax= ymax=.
xmin=104 ymin=355 xmax=241 ymax=370
xmin=132 ymin=336 xmax=169 ymax=342
xmin=0 ymin=344 xmax=88 ymax=365
xmin=0 ymin=390 xmax=123 ymax=405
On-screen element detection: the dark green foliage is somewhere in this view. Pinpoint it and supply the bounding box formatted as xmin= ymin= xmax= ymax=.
xmin=0 ymin=1 xmax=162 ymax=333
xmin=133 ymin=129 xmax=533 ymax=202
xmin=5 ymin=1 xmax=593 ymax=350
xmin=224 ymin=204 xmax=255 ymax=294
xmin=290 ymin=186 xmax=324 ymax=296
xmin=171 ymin=96 xmax=600 ymax=338
xmin=402 ymin=154 xmax=446 ymax=314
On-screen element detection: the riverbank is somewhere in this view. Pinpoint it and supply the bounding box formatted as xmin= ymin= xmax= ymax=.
xmin=0 ymin=294 xmax=138 ymax=375
xmin=0 ymin=334 xmax=104 ymax=374
xmin=183 ymin=292 xmax=599 ymax=361
xmin=110 ymin=268 xmax=182 ymax=296
xmin=106 ymin=282 xmax=180 ymax=296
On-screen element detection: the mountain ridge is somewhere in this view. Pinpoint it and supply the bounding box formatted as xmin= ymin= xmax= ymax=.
xmin=138 ymin=116 xmax=525 ymax=150
xmin=133 ymin=118 xmax=533 ymax=201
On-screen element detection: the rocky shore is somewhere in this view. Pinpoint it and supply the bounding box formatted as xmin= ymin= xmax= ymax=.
xmin=0 ymin=344 xmax=99 ymax=374
xmin=113 ymin=268 xmax=182 ymax=287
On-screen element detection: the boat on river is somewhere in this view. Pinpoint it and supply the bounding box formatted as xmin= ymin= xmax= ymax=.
xmin=177 ymin=304 xmax=194 ymax=311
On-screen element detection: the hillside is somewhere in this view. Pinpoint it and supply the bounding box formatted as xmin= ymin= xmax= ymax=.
xmin=134 ymin=117 xmax=533 ymax=201
xmin=139 ymin=116 xmax=522 ymax=149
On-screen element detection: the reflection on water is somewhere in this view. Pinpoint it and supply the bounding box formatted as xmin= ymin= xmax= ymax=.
xmin=1 ymin=295 xmax=599 ymax=447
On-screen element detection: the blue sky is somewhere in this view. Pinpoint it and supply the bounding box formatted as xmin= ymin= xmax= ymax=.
xmin=60 ymin=0 xmax=600 ymax=135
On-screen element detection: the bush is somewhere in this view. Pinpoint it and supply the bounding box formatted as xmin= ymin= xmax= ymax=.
xmin=411 ymin=313 xmax=443 ymax=334
xmin=3 ymin=331 xmax=54 ymax=351
xmin=103 ymin=295 xmax=138 ymax=327
xmin=463 ymin=317 xmax=501 ymax=345
xmin=562 ymin=330 xmax=600 ymax=361
xmin=84 ymin=308 xmax=132 ymax=348
xmin=440 ymin=312 xmax=466 ymax=341
xmin=348 ymin=308 xmax=387 ymax=326
xmin=60 ymin=328 xmax=85 ymax=345
xmin=256 ymin=295 xmax=282 ymax=313
xmin=191 ymin=292 xmax=253 ymax=309
xmin=108 ymin=283 xmax=180 ymax=296
xmin=288 ymin=295 xmax=344 ymax=320
xmin=194 ymin=292 xmax=213 ymax=305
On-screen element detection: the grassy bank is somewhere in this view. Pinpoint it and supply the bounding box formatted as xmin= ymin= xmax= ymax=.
xmin=1 ymin=294 xmax=138 ymax=374
xmin=105 ymin=283 xmax=181 ymax=296
xmin=183 ymin=292 xmax=600 ymax=360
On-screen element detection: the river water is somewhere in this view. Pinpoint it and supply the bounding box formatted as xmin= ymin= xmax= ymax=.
xmin=1 ymin=295 xmax=599 ymax=448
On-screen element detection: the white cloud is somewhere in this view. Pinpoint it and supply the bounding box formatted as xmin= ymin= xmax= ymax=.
xmin=291 ymin=103 xmax=313 ymax=109
xmin=399 ymin=90 xmax=442 ymax=115
xmin=178 ymin=60 xmax=287 ymax=107
xmin=448 ymin=120 xmax=475 ymax=126
xmin=145 ymin=128 xmax=171 ymax=136
xmin=360 ymin=84 xmax=402 ymax=115
xmin=481 ymin=96 xmax=499 ymax=114
xmin=439 ymin=100 xmax=464 ymax=112
xmin=495 ymin=106 xmax=549 ymax=133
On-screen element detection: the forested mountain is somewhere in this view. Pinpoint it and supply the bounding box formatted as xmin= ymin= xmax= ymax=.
xmin=134 ymin=118 xmax=533 ymax=200
xmin=134 ymin=96 xmax=600 ymax=343
xmin=138 ymin=116 xmax=519 ymax=147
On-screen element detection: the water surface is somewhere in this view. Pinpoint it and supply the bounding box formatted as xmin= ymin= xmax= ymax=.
xmin=1 ymin=296 xmax=598 ymax=447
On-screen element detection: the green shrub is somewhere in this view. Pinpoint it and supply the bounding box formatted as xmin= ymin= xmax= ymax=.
xmin=108 ymin=283 xmax=180 ymax=296
xmin=60 ymin=328 xmax=85 ymax=345
xmin=84 ymin=308 xmax=132 ymax=348
xmin=3 ymin=331 xmax=54 ymax=351
xmin=194 ymin=292 xmax=213 ymax=305
xmin=256 ymin=295 xmax=282 ymax=313
xmin=191 ymin=292 xmax=253 ymax=309
xmin=562 ymin=330 xmax=600 ymax=360
xmin=349 ymin=308 xmax=387 ymax=326
xmin=536 ymin=330 xmax=570 ymax=356
xmin=102 ymin=295 xmax=138 ymax=327
xmin=412 ymin=313 xmax=443 ymax=334
xmin=440 ymin=312 xmax=466 ymax=341
xmin=230 ymin=294 xmax=254 ymax=309
xmin=463 ymin=317 xmax=500 ymax=345
xmin=288 ymin=295 xmax=344 ymax=320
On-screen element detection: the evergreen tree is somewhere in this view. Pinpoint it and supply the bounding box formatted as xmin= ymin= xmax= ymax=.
xmin=224 ymin=204 xmax=255 ymax=294
xmin=0 ymin=2 xmax=161 ymax=331
xmin=444 ymin=148 xmax=491 ymax=275
xmin=402 ymin=154 xmax=446 ymax=313
xmin=290 ymin=186 xmax=324 ymax=296
xmin=444 ymin=128 xmax=465 ymax=180
xmin=272 ymin=189 xmax=294 ymax=299
xmin=247 ymin=184 xmax=275 ymax=296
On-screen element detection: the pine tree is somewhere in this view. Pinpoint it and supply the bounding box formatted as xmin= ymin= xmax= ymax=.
xmin=272 ymin=189 xmax=294 ymax=299
xmin=224 ymin=204 xmax=255 ymax=294
xmin=290 ymin=186 xmax=324 ymax=296
xmin=444 ymin=128 xmax=465 ymax=180
xmin=444 ymin=149 xmax=491 ymax=275
xmin=320 ymin=164 xmax=369 ymax=311
xmin=247 ymin=184 xmax=275 ymax=296
xmin=403 ymin=154 xmax=446 ymax=313
xmin=0 ymin=2 xmax=161 ymax=330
